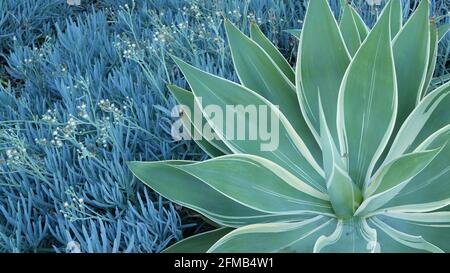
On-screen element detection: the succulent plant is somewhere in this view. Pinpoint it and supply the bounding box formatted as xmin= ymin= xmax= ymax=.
xmin=129 ymin=0 xmax=450 ymax=253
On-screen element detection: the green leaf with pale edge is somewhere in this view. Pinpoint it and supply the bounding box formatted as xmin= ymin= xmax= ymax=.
xmin=376 ymin=128 xmax=450 ymax=211
xmin=390 ymin=0 xmax=402 ymax=37
xmin=385 ymin=81 xmax=450 ymax=162
xmin=318 ymin=95 xmax=344 ymax=178
xmin=392 ymin=0 xmax=430 ymax=130
xmin=383 ymin=211 xmax=450 ymax=225
xmin=350 ymin=7 xmax=368 ymax=42
xmin=339 ymin=2 xmax=362 ymax=56
xmin=225 ymin=20 xmax=320 ymax=161
xmin=327 ymin=165 xmax=362 ymax=218
xmin=172 ymin=56 xmax=327 ymax=193
xmin=128 ymin=161 xmax=307 ymax=227
xmin=368 ymin=216 xmax=443 ymax=253
xmin=296 ymin=0 xmax=350 ymax=144
xmin=207 ymin=216 xmax=337 ymax=253
xmin=337 ymin=2 xmax=396 ymax=187
xmin=438 ymin=23 xmax=450 ymax=42
xmin=319 ymin=95 xmax=361 ymax=218
xmin=249 ymin=22 xmax=295 ymax=83
xmin=421 ymin=22 xmax=439 ymax=99
xmin=177 ymin=154 xmax=332 ymax=215
xmin=314 ymin=219 xmax=378 ymax=253
xmin=168 ymin=84 xmax=231 ymax=157
xmin=163 ymin=228 xmax=233 ymax=253
xmin=356 ymin=148 xmax=441 ymax=216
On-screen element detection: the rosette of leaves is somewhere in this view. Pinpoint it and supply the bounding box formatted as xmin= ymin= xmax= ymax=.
xmin=129 ymin=0 xmax=450 ymax=253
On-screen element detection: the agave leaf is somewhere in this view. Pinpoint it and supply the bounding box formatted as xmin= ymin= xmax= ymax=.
xmin=128 ymin=161 xmax=306 ymax=227
xmin=249 ymin=22 xmax=295 ymax=83
xmin=438 ymin=22 xmax=450 ymax=42
xmin=392 ymin=0 xmax=430 ymax=128
xmin=387 ymin=201 xmax=450 ymax=214
xmin=168 ymin=84 xmax=231 ymax=157
xmin=208 ymin=216 xmax=337 ymax=253
xmin=225 ymin=20 xmax=320 ymax=160
xmin=368 ymin=216 xmax=444 ymax=253
xmin=366 ymin=148 xmax=443 ymax=197
xmin=339 ymin=1 xmax=362 ymax=56
xmin=177 ymin=154 xmax=333 ymax=215
xmin=163 ymin=228 xmax=233 ymax=253
xmin=314 ymin=219 xmax=378 ymax=253
xmin=375 ymin=128 xmax=450 ymax=211
xmin=385 ymin=81 xmax=450 ymax=162
xmin=319 ymin=94 xmax=362 ymax=217
xmin=318 ymin=95 xmax=344 ymax=177
xmin=414 ymin=124 xmax=450 ymax=150
xmin=327 ymin=165 xmax=362 ymax=218
xmin=182 ymin=122 xmax=223 ymax=158
xmin=420 ymin=21 xmax=439 ymax=99
xmin=356 ymin=148 xmax=442 ymax=216
xmin=383 ymin=211 xmax=450 ymax=224
xmin=390 ymin=0 xmax=402 ymax=37
xmin=337 ymin=2 xmax=396 ymax=187
xmin=172 ymin=56 xmax=327 ymax=192
xmin=296 ymin=0 xmax=351 ymax=144
xmin=349 ymin=6 xmax=368 ymax=42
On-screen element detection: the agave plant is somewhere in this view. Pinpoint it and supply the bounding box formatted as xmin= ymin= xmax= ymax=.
xmin=129 ymin=0 xmax=450 ymax=253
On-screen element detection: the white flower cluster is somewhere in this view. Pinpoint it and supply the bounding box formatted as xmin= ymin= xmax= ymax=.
xmin=153 ymin=26 xmax=174 ymax=44
xmin=6 ymin=148 xmax=23 ymax=161
xmin=114 ymin=35 xmax=144 ymax=59
xmin=98 ymin=99 xmax=127 ymax=123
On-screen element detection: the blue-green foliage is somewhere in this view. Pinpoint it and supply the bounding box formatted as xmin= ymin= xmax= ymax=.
xmin=0 ymin=0 xmax=449 ymax=253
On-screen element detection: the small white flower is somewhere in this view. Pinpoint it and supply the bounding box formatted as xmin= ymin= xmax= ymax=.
xmin=68 ymin=118 xmax=76 ymax=126
xmin=6 ymin=149 xmax=14 ymax=158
